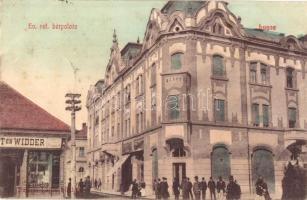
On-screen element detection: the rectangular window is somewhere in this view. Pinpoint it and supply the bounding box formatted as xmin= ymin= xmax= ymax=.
xmin=171 ymin=53 xmax=183 ymax=70
xmin=213 ymin=55 xmax=225 ymax=77
xmin=286 ymin=68 xmax=294 ymax=88
xmin=250 ymin=69 xmax=256 ymax=83
xmin=261 ymin=67 xmax=267 ymax=84
xmin=151 ymin=64 xmax=156 ymax=85
xmin=168 ymin=95 xmax=180 ymax=120
xmin=250 ymin=62 xmax=257 ymax=83
xmin=214 ymin=99 xmax=225 ymax=121
xmin=263 ymin=105 xmax=269 ymax=127
xmin=252 ymin=103 xmax=260 ymax=126
xmin=288 ymin=107 xmax=297 ymax=128
xmin=79 ymin=147 xmax=85 ymax=157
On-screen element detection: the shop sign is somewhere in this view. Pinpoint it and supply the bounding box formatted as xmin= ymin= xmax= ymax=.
xmin=0 ymin=136 xmax=62 ymax=149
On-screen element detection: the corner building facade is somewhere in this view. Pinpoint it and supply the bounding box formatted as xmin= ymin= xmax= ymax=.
xmin=87 ymin=1 xmax=307 ymax=198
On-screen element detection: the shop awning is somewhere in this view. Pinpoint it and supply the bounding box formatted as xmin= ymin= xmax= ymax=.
xmin=106 ymin=154 xmax=130 ymax=177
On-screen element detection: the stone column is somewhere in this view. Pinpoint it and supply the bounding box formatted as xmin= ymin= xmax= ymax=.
xmin=60 ymin=152 xmax=65 ymax=196
xmin=19 ymin=150 xmax=28 ymax=198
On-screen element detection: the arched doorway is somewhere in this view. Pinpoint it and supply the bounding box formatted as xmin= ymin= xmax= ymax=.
xmin=211 ymin=145 xmax=231 ymax=180
xmin=252 ymin=148 xmax=275 ymax=193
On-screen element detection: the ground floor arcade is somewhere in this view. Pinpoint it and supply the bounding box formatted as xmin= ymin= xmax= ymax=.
xmin=87 ymin=125 xmax=307 ymax=199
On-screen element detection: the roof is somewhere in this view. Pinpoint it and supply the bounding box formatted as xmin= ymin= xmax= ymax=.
xmin=161 ymin=1 xmax=205 ymax=15
xmin=0 ymin=81 xmax=70 ymax=133
xmin=244 ymin=28 xmax=285 ymax=42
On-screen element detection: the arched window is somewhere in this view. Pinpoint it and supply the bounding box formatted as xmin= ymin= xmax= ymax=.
xmin=213 ymin=23 xmax=224 ymax=35
xmin=171 ymin=53 xmax=183 ymax=70
xmin=212 ymin=55 xmax=225 ymax=77
xmin=286 ymin=67 xmax=295 ymax=88
xmin=211 ymin=145 xmax=231 ymax=180
xmin=167 ymin=138 xmax=186 ymax=157
xmin=252 ymin=149 xmax=275 ymax=193
xmin=79 ymin=167 xmax=84 ymax=173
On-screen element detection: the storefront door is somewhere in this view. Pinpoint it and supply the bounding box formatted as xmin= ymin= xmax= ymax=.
xmin=173 ymin=163 xmax=186 ymax=184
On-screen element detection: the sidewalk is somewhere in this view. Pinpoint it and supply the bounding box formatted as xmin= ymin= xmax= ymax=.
xmin=91 ymin=189 xmax=269 ymax=200
xmin=91 ymin=189 xmax=156 ymax=199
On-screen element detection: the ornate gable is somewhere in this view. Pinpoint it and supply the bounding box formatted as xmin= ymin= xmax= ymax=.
xmin=105 ymin=30 xmax=124 ymax=85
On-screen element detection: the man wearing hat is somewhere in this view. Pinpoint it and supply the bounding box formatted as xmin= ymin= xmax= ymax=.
xmin=193 ymin=176 xmax=201 ymax=200
xmin=160 ymin=177 xmax=170 ymax=199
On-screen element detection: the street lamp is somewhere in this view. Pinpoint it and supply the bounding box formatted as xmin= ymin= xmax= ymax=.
xmin=65 ymin=93 xmax=81 ymax=198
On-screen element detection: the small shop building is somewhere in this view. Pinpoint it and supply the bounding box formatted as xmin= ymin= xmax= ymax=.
xmin=0 ymin=81 xmax=70 ymax=198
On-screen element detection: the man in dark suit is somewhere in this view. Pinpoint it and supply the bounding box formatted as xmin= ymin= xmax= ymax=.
xmin=67 ymin=178 xmax=71 ymax=198
xmin=200 ymin=177 xmax=207 ymax=200
xmin=208 ymin=177 xmax=216 ymax=200
xmin=160 ymin=177 xmax=169 ymax=199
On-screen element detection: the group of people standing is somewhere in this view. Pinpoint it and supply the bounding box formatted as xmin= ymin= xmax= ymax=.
xmin=131 ymin=179 xmax=147 ymax=198
xmin=66 ymin=176 xmax=91 ymax=198
xmin=154 ymin=175 xmax=241 ymax=200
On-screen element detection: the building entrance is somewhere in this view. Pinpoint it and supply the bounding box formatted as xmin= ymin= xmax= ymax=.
xmin=173 ymin=163 xmax=186 ymax=183
xmin=0 ymin=150 xmax=22 ymax=198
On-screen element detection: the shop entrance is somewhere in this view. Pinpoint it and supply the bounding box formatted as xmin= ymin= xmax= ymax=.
xmin=0 ymin=150 xmax=22 ymax=198
xmin=173 ymin=163 xmax=186 ymax=184
xmin=121 ymin=156 xmax=132 ymax=192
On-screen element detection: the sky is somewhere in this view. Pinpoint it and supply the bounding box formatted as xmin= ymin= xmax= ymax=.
xmin=1 ymin=0 xmax=307 ymax=129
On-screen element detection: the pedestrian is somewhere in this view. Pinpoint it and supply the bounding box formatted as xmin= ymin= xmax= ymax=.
xmin=84 ymin=176 xmax=91 ymax=198
xmin=234 ymin=180 xmax=241 ymax=200
xmin=94 ymin=179 xmax=97 ymax=189
xmin=98 ymin=178 xmax=102 ymax=190
xmin=193 ymin=176 xmax=201 ymax=200
xmin=131 ymin=179 xmax=138 ymax=199
xmin=181 ymin=177 xmax=189 ymax=200
xmin=208 ymin=177 xmax=216 ymax=200
xmin=155 ymin=178 xmax=162 ymax=199
xmin=226 ymin=175 xmax=236 ymax=200
xmin=187 ymin=177 xmax=194 ymax=199
xmin=217 ymin=176 xmax=226 ymax=199
xmin=78 ymin=178 xmax=84 ymax=198
xmin=200 ymin=177 xmax=207 ymax=200
xmin=173 ymin=177 xmax=180 ymax=200
xmin=160 ymin=177 xmax=170 ymax=199
xmin=67 ymin=178 xmax=72 ymax=198
xmin=255 ymin=176 xmax=271 ymax=200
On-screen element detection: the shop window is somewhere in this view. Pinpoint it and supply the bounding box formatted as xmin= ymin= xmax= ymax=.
xmin=212 ymin=55 xmax=225 ymax=77
xmin=252 ymin=103 xmax=260 ymax=126
xmin=286 ymin=68 xmax=295 ymax=88
xmin=211 ymin=145 xmax=230 ymax=180
xmin=79 ymin=147 xmax=85 ymax=157
xmin=171 ymin=53 xmax=183 ymax=70
xmin=167 ymin=138 xmax=186 ymax=157
xmin=288 ymin=107 xmax=297 ymax=128
xmin=28 ymin=151 xmax=60 ymax=188
xmin=214 ymin=99 xmax=225 ymax=122
xmin=252 ymin=149 xmax=275 ymax=193
xmin=263 ymin=105 xmax=269 ymax=127
xmin=167 ymin=95 xmax=180 ymax=120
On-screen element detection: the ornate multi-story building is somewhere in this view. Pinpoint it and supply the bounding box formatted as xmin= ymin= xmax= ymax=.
xmin=86 ymin=1 xmax=307 ymax=198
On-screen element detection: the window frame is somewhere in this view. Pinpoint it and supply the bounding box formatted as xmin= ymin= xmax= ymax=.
xmin=214 ymin=99 xmax=226 ymax=122
xmin=212 ymin=55 xmax=226 ymax=78
xmin=171 ymin=52 xmax=183 ymax=70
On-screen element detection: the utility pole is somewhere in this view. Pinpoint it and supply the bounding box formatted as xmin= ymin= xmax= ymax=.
xmin=65 ymin=93 xmax=81 ymax=199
